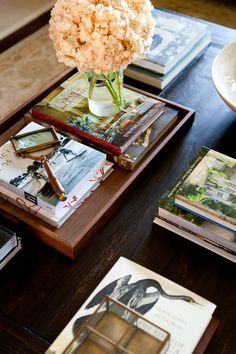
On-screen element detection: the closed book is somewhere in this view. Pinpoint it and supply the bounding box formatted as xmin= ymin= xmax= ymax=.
xmin=0 ymin=239 xmax=22 ymax=270
xmin=154 ymin=215 xmax=236 ymax=263
xmin=133 ymin=8 xmax=208 ymax=75
xmin=0 ymin=122 xmax=107 ymax=216
xmin=0 ymin=161 xmax=113 ymax=228
xmin=31 ymin=72 xmax=165 ymax=155
xmin=175 ymin=147 xmax=236 ymax=232
xmin=113 ymin=106 xmax=178 ymax=170
xmin=45 ymin=257 xmax=216 ymax=354
xmin=0 ymin=224 xmax=18 ymax=261
xmin=157 ymin=193 xmax=236 ymax=253
xmin=125 ymin=33 xmax=211 ymax=90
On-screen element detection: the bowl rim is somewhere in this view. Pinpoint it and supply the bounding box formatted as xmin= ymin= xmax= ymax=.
xmin=211 ymin=40 xmax=236 ymax=111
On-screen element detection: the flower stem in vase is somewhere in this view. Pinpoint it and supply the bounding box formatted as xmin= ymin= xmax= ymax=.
xmin=88 ymin=69 xmax=124 ymax=117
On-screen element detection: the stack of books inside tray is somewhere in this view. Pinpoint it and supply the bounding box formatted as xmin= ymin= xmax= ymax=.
xmin=0 ymin=71 xmax=187 ymax=229
xmin=125 ymin=8 xmax=211 ymax=89
xmin=154 ymin=147 xmax=236 ymax=262
xmin=0 ymin=120 xmax=114 ymax=228
xmin=0 ymin=225 xmax=22 ymax=270
xmin=30 ymin=72 xmax=183 ymax=172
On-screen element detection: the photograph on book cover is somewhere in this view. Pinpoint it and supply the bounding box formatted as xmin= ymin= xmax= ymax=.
xmin=175 ymin=148 xmax=236 ymax=232
xmin=0 ymin=122 xmax=106 ymax=214
xmin=134 ymin=8 xmax=208 ymax=75
xmin=46 ymin=258 xmax=215 ymax=354
xmin=32 ymin=72 xmax=164 ymax=155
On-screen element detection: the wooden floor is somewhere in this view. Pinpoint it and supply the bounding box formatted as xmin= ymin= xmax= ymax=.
xmin=152 ymin=0 xmax=236 ymax=28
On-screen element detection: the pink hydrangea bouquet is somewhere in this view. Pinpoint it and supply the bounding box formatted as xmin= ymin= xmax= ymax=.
xmin=49 ymin=0 xmax=155 ymax=115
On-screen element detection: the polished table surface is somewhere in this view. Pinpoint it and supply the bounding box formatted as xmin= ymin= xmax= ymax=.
xmin=1 ymin=15 xmax=236 ymax=354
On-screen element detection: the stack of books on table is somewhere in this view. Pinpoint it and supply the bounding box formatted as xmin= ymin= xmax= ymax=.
xmin=154 ymin=147 xmax=236 ymax=262
xmin=30 ymin=71 xmax=180 ymax=171
xmin=125 ymin=8 xmax=211 ymax=89
xmin=0 ymin=224 xmax=22 ymax=270
xmin=0 ymin=121 xmax=114 ymax=228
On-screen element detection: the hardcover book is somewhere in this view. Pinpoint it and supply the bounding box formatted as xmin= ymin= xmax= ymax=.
xmin=156 ymin=190 xmax=236 ymax=254
xmin=133 ymin=8 xmax=209 ymax=75
xmin=45 ymin=257 xmax=216 ymax=354
xmin=0 ymin=160 xmax=113 ymax=228
xmin=154 ymin=215 xmax=236 ymax=263
xmin=175 ymin=147 xmax=236 ymax=232
xmin=0 ymin=225 xmax=22 ymax=270
xmin=0 ymin=122 xmax=107 ymax=215
xmin=0 ymin=224 xmax=18 ymax=261
xmin=31 ymin=72 xmax=165 ymax=155
xmin=125 ymin=33 xmax=211 ymax=90
xmin=113 ymin=106 xmax=178 ymax=170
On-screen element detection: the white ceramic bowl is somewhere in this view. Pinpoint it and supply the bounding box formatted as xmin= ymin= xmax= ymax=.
xmin=212 ymin=41 xmax=236 ymax=112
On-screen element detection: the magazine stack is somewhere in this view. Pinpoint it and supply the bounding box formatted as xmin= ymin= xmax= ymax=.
xmin=154 ymin=147 xmax=236 ymax=262
xmin=125 ymin=8 xmax=211 ymax=89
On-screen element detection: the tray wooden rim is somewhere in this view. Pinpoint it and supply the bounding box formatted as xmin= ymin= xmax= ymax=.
xmin=0 ymin=79 xmax=195 ymax=258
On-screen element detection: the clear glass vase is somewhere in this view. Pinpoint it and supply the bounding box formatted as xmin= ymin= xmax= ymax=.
xmin=87 ymin=69 xmax=124 ymax=117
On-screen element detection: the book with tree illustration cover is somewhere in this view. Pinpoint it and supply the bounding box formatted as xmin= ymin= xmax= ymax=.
xmin=31 ymin=72 xmax=165 ymax=155
xmin=175 ymin=147 xmax=236 ymax=232
xmin=45 ymin=257 xmax=216 ymax=354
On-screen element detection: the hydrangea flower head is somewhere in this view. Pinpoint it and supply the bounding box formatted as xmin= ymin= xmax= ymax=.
xmin=49 ymin=0 xmax=155 ymax=74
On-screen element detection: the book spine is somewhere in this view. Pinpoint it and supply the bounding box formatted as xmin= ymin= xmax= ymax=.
xmin=0 ymin=186 xmax=61 ymax=227
xmin=156 ymin=215 xmax=236 ymax=257
xmin=154 ymin=216 xmax=236 ymax=263
xmin=31 ymin=108 xmax=122 ymax=155
xmin=0 ymin=162 xmax=112 ymax=227
xmin=121 ymin=105 xmax=165 ymax=152
xmin=0 ymin=178 xmax=57 ymax=215
xmin=113 ymin=155 xmax=135 ymax=171
xmin=0 ymin=159 xmax=103 ymax=217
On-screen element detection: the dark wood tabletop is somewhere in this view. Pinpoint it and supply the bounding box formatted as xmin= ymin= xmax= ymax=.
xmin=1 ymin=15 xmax=236 ymax=354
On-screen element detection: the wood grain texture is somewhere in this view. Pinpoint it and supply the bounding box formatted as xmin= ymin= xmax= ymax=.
xmin=0 ymin=312 xmax=49 ymax=354
xmin=0 ymin=14 xmax=236 ymax=354
xmin=0 ymin=95 xmax=194 ymax=258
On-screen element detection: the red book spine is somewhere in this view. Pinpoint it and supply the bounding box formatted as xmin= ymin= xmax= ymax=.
xmin=31 ymin=108 xmax=121 ymax=155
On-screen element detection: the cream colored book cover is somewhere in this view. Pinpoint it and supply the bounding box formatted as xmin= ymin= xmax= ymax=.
xmin=45 ymin=257 xmax=216 ymax=354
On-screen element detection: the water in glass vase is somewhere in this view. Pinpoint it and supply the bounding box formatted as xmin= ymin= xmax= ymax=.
xmin=88 ymin=69 xmax=124 ymax=117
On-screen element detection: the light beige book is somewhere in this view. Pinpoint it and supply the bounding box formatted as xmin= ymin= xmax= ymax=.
xmin=45 ymin=257 xmax=216 ymax=354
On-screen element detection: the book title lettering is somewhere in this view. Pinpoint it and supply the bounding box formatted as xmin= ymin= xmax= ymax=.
xmin=0 ymin=148 xmax=14 ymax=171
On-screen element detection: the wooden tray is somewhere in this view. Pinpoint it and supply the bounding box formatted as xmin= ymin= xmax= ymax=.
xmin=0 ymin=87 xmax=194 ymax=258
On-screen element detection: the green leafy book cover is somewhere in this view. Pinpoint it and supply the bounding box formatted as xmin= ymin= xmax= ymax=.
xmin=175 ymin=147 xmax=236 ymax=232
xmin=159 ymin=150 xmax=207 ymax=228
xmin=31 ymin=72 xmax=164 ymax=155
